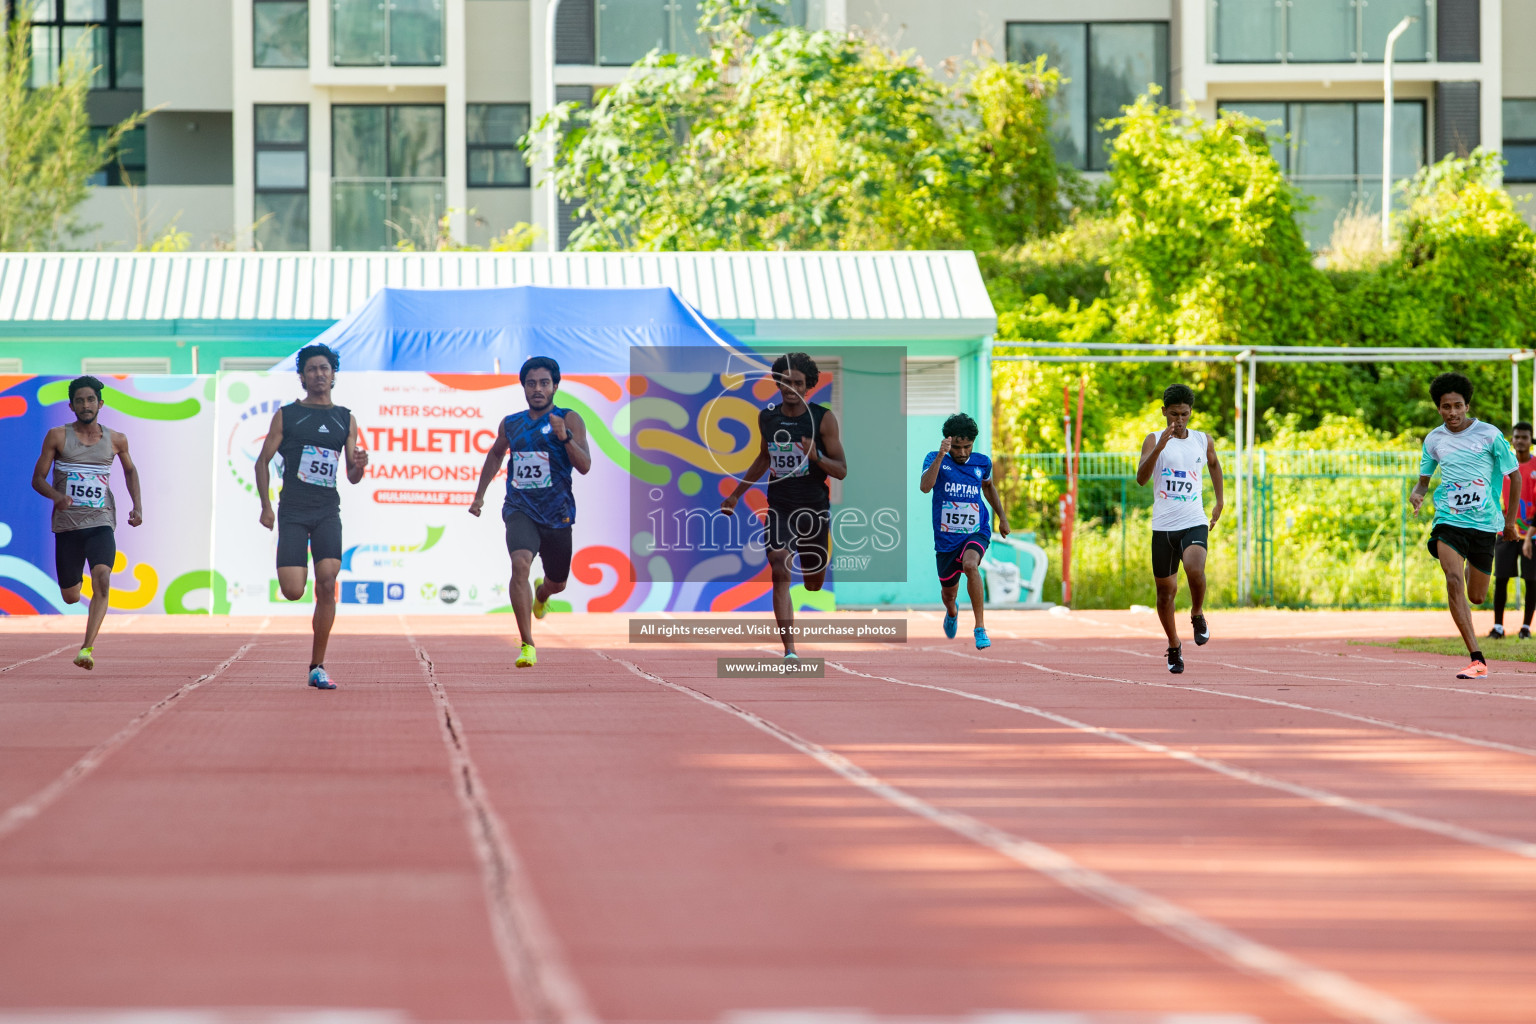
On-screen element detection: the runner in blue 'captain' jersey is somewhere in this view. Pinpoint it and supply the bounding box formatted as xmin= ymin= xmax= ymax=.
xmin=919 ymin=413 xmax=1009 ymax=650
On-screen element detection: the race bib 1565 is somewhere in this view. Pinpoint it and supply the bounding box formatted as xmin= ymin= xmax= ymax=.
xmin=65 ymin=470 xmax=109 ymax=508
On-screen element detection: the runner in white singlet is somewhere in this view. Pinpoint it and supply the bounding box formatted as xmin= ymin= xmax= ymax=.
xmin=1135 ymin=384 xmax=1224 ymax=674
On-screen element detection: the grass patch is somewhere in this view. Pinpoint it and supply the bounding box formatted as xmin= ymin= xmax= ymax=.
xmin=1373 ymin=636 xmax=1536 ymax=662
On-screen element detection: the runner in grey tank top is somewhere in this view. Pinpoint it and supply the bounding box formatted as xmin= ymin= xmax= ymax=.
xmin=1135 ymin=383 xmax=1224 ymax=674
xmin=30 ymin=376 xmax=144 ymax=671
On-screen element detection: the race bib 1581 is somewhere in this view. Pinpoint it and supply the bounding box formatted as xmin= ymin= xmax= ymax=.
xmin=940 ymin=501 xmax=982 ymax=534
xmin=768 ymin=440 xmax=808 ymax=479
xmin=65 ymin=470 xmax=109 ymax=508
xmin=511 ymin=451 xmax=552 ymax=490
xmin=298 ymin=445 xmax=339 ymax=488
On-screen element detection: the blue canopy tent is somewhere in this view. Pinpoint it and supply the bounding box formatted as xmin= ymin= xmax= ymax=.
xmin=272 ymin=285 xmax=746 ymax=372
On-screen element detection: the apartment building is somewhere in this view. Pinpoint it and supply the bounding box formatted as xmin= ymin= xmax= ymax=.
xmin=34 ymin=0 xmax=1535 ymax=252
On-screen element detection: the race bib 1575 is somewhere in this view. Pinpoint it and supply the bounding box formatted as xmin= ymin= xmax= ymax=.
xmin=940 ymin=501 xmax=981 ymax=534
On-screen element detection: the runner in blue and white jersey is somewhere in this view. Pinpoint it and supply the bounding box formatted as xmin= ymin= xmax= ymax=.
xmin=469 ymin=356 xmax=592 ymax=670
xmin=919 ymin=413 xmax=1009 ymax=650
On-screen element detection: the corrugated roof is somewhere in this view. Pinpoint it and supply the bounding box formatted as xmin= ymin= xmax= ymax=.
xmin=0 ymin=251 xmax=996 ymax=340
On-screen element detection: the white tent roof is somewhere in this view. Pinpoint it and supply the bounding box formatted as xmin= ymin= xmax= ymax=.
xmin=0 ymin=251 xmax=996 ymax=342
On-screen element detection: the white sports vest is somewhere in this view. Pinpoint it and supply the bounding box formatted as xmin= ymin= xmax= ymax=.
xmin=1150 ymin=429 xmax=1209 ymax=531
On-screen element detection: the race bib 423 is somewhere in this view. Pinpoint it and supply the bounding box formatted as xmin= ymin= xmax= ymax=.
xmin=512 ymin=451 xmax=552 ymax=490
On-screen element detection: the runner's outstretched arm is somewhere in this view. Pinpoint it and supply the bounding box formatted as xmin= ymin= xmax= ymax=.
xmin=31 ymin=428 xmax=67 ymax=507
xmin=1205 ymin=433 xmax=1224 ymax=529
xmin=982 ymin=477 xmax=1010 ymax=537
xmin=919 ymin=438 xmax=952 ymax=493
xmin=804 ymin=410 xmax=847 ymax=480
xmin=721 ymin=435 xmax=769 ymax=514
xmin=467 ymin=421 xmax=510 ymax=518
xmin=1135 ymin=429 xmax=1171 ymax=486
xmin=550 ymin=410 xmax=592 ymax=474
xmin=115 ymin=431 xmax=143 ymax=527
xmin=345 ymin=414 xmax=369 ymax=484
xmin=255 ymin=409 xmax=283 ymax=531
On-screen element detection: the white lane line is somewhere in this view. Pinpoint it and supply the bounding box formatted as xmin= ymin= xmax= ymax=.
xmin=825 ymin=660 xmax=1536 ymax=860
xmin=1108 ymin=645 xmax=1536 ymax=706
xmin=942 ymin=648 xmax=1536 ymax=761
xmin=0 ymin=638 xmax=259 ymax=841
xmin=0 ymin=643 xmax=75 ymax=674
xmin=408 ymin=635 xmax=597 ymax=1024
xmin=596 ymin=650 xmax=1441 ymax=1024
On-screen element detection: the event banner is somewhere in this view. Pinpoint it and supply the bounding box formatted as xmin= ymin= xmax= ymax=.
xmin=2 ymin=367 xmax=906 ymax=615
xmin=0 ymin=374 xmax=216 ymax=616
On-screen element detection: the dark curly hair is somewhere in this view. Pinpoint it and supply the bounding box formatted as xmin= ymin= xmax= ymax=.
xmin=1162 ymin=383 xmax=1195 ymax=408
xmin=520 ymin=356 xmax=561 ymax=387
xmin=771 ymin=352 xmax=820 ymax=392
xmin=68 ymin=375 xmax=105 ymax=402
xmin=942 ymin=413 xmax=979 ymax=441
xmin=296 ymin=344 xmax=339 ymax=374
xmin=1430 ymin=372 xmax=1473 ymax=408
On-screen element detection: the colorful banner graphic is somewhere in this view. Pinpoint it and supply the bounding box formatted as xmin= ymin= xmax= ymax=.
xmin=0 ymin=374 xmax=215 ymax=615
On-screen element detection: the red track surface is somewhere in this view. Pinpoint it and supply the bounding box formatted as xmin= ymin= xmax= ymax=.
xmin=1 ymin=609 xmax=1534 ymax=1024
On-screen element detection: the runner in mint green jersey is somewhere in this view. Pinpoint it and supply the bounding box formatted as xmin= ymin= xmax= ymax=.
xmin=1410 ymin=372 xmax=1521 ymax=680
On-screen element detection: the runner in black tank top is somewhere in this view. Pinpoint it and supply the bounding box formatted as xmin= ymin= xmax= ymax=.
xmin=722 ymin=353 xmax=848 ymax=658
xmin=469 ymin=356 xmax=592 ymax=670
xmin=30 ymin=375 xmax=144 ymax=671
xmin=254 ymin=344 xmax=369 ymax=690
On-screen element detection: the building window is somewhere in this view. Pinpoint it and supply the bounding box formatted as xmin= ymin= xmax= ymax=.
xmin=88 ymin=124 xmax=144 ymax=185
xmin=1219 ymin=100 xmax=1426 ymax=246
xmin=1504 ymin=100 xmax=1536 ymax=184
xmin=594 ymin=0 xmax=805 ymax=66
xmin=1211 ymin=0 xmax=1431 ymax=64
xmin=332 ymin=0 xmax=442 ymax=67
xmin=1006 ymin=21 xmax=1167 ymax=173
xmin=332 ymin=104 xmax=445 ymax=251
xmin=255 ymin=105 xmax=309 ymax=250
xmin=467 ymin=104 xmax=530 ymax=187
xmin=254 ymin=0 xmax=308 ymax=68
xmin=25 ymin=0 xmax=142 ymax=90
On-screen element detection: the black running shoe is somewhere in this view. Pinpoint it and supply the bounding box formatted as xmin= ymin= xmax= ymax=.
xmin=1167 ymin=645 xmax=1184 ymax=674
xmin=1192 ymin=614 xmax=1210 ymax=646
xmin=1522 ymin=626 xmax=1532 ymax=640
xmin=1488 ymin=625 xmax=1506 ymax=640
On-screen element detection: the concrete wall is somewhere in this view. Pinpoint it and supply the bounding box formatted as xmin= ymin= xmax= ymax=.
xmin=466 ymin=188 xmax=535 ymax=245
xmin=145 ymin=0 xmax=233 ymax=110
xmin=1504 ymin=0 xmax=1536 ymax=98
xmin=147 ymin=112 xmax=234 ymax=186
xmin=845 ymin=0 xmax=1172 ymax=67
xmin=73 ymin=185 xmax=236 ymax=251
xmin=467 ymin=0 xmax=532 ymax=102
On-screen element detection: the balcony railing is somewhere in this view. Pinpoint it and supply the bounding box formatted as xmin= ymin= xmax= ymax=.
xmin=1210 ymin=0 xmax=1434 ymax=63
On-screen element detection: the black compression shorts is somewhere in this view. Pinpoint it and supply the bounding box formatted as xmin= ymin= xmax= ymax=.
xmin=1428 ymin=523 xmax=1497 ymax=576
xmin=764 ymin=504 xmax=831 ymax=576
xmin=55 ymin=525 xmax=115 ymax=590
xmin=1493 ymin=538 xmax=1536 ymax=580
xmin=504 ymin=510 xmax=573 ymax=584
xmin=936 ymin=536 xmax=988 ymax=585
xmin=277 ymin=506 xmax=343 ymax=568
xmin=1151 ymin=525 xmax=1208 ymax=579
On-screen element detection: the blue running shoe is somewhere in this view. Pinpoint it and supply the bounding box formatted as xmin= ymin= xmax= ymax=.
xmin=974 ymin=627 xmax=991 ymax=650
xmin=308 ymin=666 xmax=336 ymax=690
xmin=943 ymin=614 xmax=958 ymax=639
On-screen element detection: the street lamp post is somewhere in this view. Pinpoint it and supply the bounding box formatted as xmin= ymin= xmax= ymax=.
xmin=1381 ymin=15 xmax=1416 ymax=248
xmin=545 ymin=0 xmax=565 ymax=252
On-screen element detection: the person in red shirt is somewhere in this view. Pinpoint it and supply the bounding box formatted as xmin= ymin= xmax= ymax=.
xmin=1491 ymin=422 xmax=1536 ymax=638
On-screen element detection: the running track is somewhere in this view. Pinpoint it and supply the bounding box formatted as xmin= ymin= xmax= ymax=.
xmin=1 ymin=610 xmax=1533 ymax=1024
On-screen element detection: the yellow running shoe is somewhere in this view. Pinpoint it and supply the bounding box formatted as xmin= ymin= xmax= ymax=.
xmin=73 ymin=646 xmax=94 ymax=671
xmin=533 ymin=577 xmax=548 ymax=620
xmin=516 ymin=643 xmax=537 ymax=668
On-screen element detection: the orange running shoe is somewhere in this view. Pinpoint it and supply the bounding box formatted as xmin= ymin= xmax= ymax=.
xmin=1456 ymin=661 xmax=1489 ymax=679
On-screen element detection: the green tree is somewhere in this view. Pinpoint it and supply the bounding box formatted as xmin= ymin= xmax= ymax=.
xmin=535 ymin=0 xmax=1072 ymax=251
xmin=1105 ymin=96 xmax=1332 ymax=350
xmin=0 ymin=14 xmax=146 ymax=250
